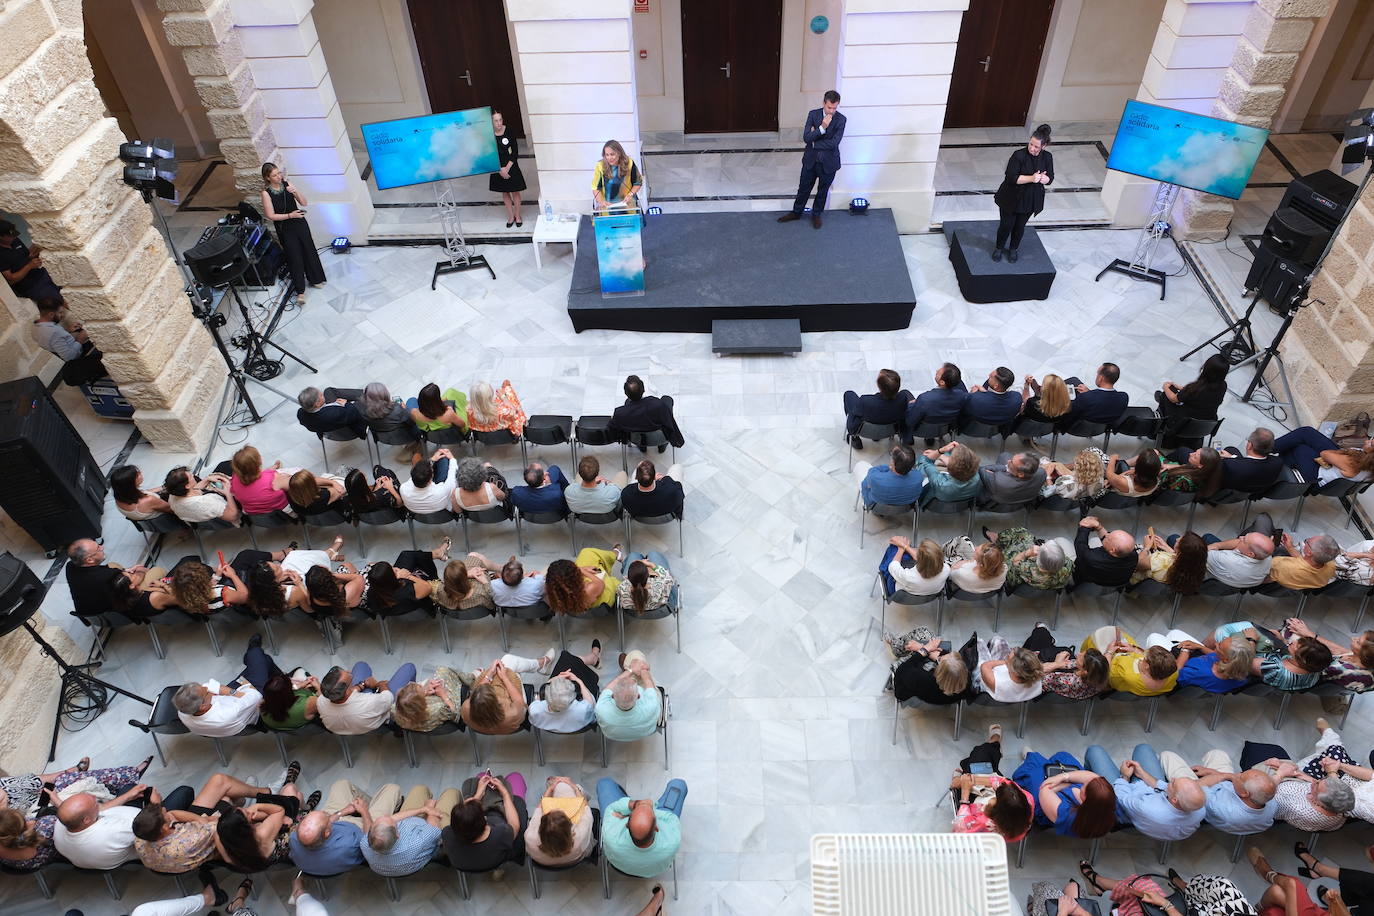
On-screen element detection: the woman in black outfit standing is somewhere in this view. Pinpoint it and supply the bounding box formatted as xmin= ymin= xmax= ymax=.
xmin=992 ymin=124 xmax=1054 ymax=263
xmin=490 ymin=111 xmax=527 ymax=228
xmin=260 ymin=162 xmax=326 ymax=303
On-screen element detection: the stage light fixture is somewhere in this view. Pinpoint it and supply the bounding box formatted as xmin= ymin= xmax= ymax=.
xmin=118 ymin=138 xmax=178 ymax=201
xmin=849 ymin=197 xmax=869 ymax=214
xmin=330 ymin=236 xmax=351 ymax=253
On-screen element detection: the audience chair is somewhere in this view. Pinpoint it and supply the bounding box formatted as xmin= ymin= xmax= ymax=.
xmin=1090 ymin=489 xmax=1153 ymax=538
xmin=574 ymin=415 xmax=623 ymax=469
xmin=268 ymin=717 xmax=328 ymax=768
xmin=908 ymin=420 xmax=955 ymax=447
xmin=600 ymin=685 xmax=671 ymax=770
xmin=1203 ymin=483 xmax=1269 ymax=532
xmin=460 ymin=504 xmax=514 ymax=553
xmin=870 ymin=571 xmax=945 ymax=648
xmin=1109 ymin=408 xmax=1160 ymax=445
xmin=352 ymin=504 xmax=407 ymax=555
xmin=1068 ymin=580 xmax=1128 ymax=625
xmin=1315 ymin=577 xmax=1374 ymax=631
xmin=1050 ymin=418 xmax=1110 ymax=460
xmin=223 ymin=603 xmax=284 ymax=656
xmin=471 ymin=426 xmax=527 ymax=465
xmin=1125 ymin=576 xmax=1179 ymax=626
xmin=367 ymin=426 xmax=421 ymax=470
xmin=463 ymin=683 xmax=539 ymax=766
xmin=622 ymin=428 xmax=677 ymax=471
xmin=532 ymin=681 xmax=605 ymax=767
xmin=363 ymin=594 xmax=436 ymax=655
xmin=1035 ymin=493 xmax=1088 ymax=518
xmin=128 ymin=513 xmax=191 ymax=551
xmin=914 ymin=495 xmax=976 ymax=541
xmin=601 ymin=840 xmax=677 ymax=901
xmin=165 ymin=603 xmax=224 ymax=657
xmin=515 ymin=505 xmax=573 ymax=555
xmin=421 ymin=424 xmax=469 ymax=458
xmin=437 ymin=601 xmax=500 ymax=653
xmin=528 ymin=808 xmax=601 ymax=899
xmin=497 ymin=600 xmax=555 ymax=652
xmin=0 ymin=858 xmax=54 ymax=899
xmin=1249 ymin=468 xmax=1311 ymax=527
xmin=1158 ymin=415 xmax=1222 ymax=449
xmin=1293 ymin=475 xmax=1373 ymax=530
xmin=299 ymin=505 xmax=352 ymax=549
xmin=1004 ymin=416 xmax=1055 ymax=445
xmin=891 ymin=693 xmax=961 ymax=743
xmin=188 ymin=516 xmax=237 ymax=559
xmin=619 ymin=584 xmax=682 ymax=655
xmin=1147 ymin=486 xmax=1201 ymax=531
xmin=317 ymin=427 xmax=367 ymax=469
xmin=1254 ymin=580 xmax=1320 ymax=619
xmin=1170 ymin=683 xmax=1233 ymax=733
xmin=974 ymin=495 xmax=1036 ymax=530
xmin=400 ymin=717 xmax=463 ymax=768
xmin=1195 ymin=577 xmax=1252 ymax=616
xmin=332 ymin=720 xmax=401 ymax=769
xmin=453 ymin=846 xmax=527 ymax=901
xmin=126 ymin=686 xmax=187 ymax=767
xmin=73 ymin=607 xmax=169 ymax=661
xmin=523 ymin=414 xmax=576 ymax=468
xmin=1103 ymin=688 xmax=1165 ymax=733
xmin=407 ymin=507 xmax=458 ymax=550
xmin=953 ymin=418 xmax=1005 ymax=449
xmin=1002 ymin=581 xmax=1065 ymax=629
xmin=945 ymin=580 xmax=1006 ymax=629
xmin=626 ymin=507 xmax=684 ymax=558
xmin=847 ymin=420 xmax=900 ymax=472
xmin=968 ymin=691 xmax=1030 ymax=737
xmin=242 ymin=509 xmax=301 ymax=551
xmin=1035 ymin=690 xmax=1096 ymax=737
xmin=571 ymin=506 xmax=628 ymax=552
xmin=856 ymin=494 xmax=917 ymax=549
xmin=555 ymin=602 xmax=616 ymax=653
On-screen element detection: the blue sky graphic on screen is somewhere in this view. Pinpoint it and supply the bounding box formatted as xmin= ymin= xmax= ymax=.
xmin=1106 ymin=100 xmax=1268 ymax=200
xmin=361 ymin=107 xmax=501 ymax=190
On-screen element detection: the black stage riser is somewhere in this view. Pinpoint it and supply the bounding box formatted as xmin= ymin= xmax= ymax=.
xmin=944 ymin=220 xmax=1056 ymax=304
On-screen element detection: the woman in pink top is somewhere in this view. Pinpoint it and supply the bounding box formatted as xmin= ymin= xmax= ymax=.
xmin=949 ymin=725 xmax=1035 ymax=843
xmin=229 ymin=445 xmax=290 ymax=515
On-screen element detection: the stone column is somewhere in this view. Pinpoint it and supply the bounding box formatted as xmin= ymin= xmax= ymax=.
xmin=832 ymin=0 xmax=965 ymax=232
xmin=229 ymin=0 xmax=374 ymax=241
xmin=0 ymin=0 xmax=225 ymax=451
xmin=507 ymin=0 xmax=639 ymax=214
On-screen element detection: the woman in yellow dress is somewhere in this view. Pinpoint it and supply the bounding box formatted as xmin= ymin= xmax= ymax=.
xmin=1081 ymin=626 xmax=1192 ymax=696
xmin=545 ymin=545 xmax=623 ymax=615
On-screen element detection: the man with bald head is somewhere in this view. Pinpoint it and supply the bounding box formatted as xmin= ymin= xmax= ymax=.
xmin=1204 ymin=530 xmax=1274 ymax=588
xmin=289 ymin=780 xmax=370 ymax=875
xmin=1158 ymin=746 xmax=1277 ymax=835
xmin=1084 ymin=742 xmax=1205 ymax=841
xmin=1072 ymin=516 xmax=1139 ymax=588
xmin=54 ymin=782 xmax=156 ymax=869
xmin=596 ymin=776 xmax=686 ymax=878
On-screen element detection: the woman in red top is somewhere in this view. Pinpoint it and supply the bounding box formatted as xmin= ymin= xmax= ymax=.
xmin=949 ymin=724 xmax=1034 ymax=843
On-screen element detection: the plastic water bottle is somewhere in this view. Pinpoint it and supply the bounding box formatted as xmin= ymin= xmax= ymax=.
xmin=543 ymin=199 xmax=553 ymax=220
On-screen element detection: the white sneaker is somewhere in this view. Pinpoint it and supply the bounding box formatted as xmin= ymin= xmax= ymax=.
xmin=537 ymin=648 xmax=558 ymax=675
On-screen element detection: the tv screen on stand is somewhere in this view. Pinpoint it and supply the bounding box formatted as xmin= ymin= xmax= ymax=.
xmin=361 ymin=107 xmax=501 ymax=191
xmin=1105 ymin=99 xmax=1269 ymax=201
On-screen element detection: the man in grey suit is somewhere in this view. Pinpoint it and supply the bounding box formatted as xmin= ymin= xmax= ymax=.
xmin=978 ymin=452 xmax=1045 ymax=506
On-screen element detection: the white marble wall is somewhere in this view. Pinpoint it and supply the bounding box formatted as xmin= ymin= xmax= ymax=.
xmin=832 ymin=0 xmax=966 ymax=233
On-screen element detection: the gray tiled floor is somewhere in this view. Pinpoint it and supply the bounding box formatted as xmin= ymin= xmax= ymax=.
xmin=8 ymin=130 xmax=1374 ymax=915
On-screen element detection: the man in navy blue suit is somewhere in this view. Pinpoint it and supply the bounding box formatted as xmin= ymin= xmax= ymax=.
xmin=843 ymin=369 xmax=912 ymax=449
xmin=962 ymin=367 xmax=1023 ymax=428
xmin=510 ymin=462 xmax=570 ymax=515
xmin=1065 ymin=362 xmax=1129 ymax=425
xmin=904 ymin=363 xmax=968 ymax=445
xmin=778 ymin=90 xmax=845 ymax=229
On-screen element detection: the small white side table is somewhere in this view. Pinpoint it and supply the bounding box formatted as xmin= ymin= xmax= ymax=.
xmin=532 ymin=214 xmax=580 ymax=271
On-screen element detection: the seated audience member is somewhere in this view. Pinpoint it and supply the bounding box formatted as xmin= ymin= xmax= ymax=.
xmin=975 ymin=639 xmax=1045 ymax=702
xmin=0 ymin=760 xmax=147 ymax=873
xmin=528 ymin=645 xmax=602 ymax=733
xmin=110 ymin=465 xmax=174 ymax=521
xmin=286 ymin=469 xmax=346 ymax=517
xmin=1157 ymin=354 xmax=1229 ymax=448
xmin=317 ymin=661 xmax=416 ymax=735
xmin=238 ymin=546 xmax=327 ymax=619
xmin=1107 ymin=448 xmax=1162 ymax=498
xmin=916 ymin=441 xmax=982 ymax=505
xmin=596 ymin=777 xmax=686 ymax=878
xmin=398 ymin=449 xmax=457 ymax=514
xmin=880 ymin=536 xmax=950 ymax=596
xmin=441 ymin=771 xmax=529 ymax=871
xmin=65 ymin=538 xmax=163 ymax=619
xmin=546 ymin=546 xmax=621 ymax=614
xmin=596 ymin=651 xmax=662 ymax=741
xmin=950 ymin=541 xmax=1006 ymax=593
xmin=359 ymin=784 xmax=448 ymax=877
xmin=431 ymin=553 xmax=501 ymax=613
xmin=1018 ymin=373 xmax=1071 ymax=433
xmin=359 ymin=382 xmax=421 ymax=456
xmin=344 ymin=465 xmax=403 ymax=512
xmin=1196 ymin=529 xmax=1274 ymax=588
xmin=1083 ymin=743 xmax=1205 ymax=841
xmin=885 ymin=627 xmax=972 ymax=705
xmin=1205 ymin=427 xmax=1284 ymax=493
xmin=259 ymin=670 xmax=320 ymax=731
xmin=296 ymin=385 xmax=366 ymax=437
xmin=1022 ymin=625 xmax=1109 ymax=700
xmin=510 ymin=462 xmax=570 ymax=515
xmin=165 ymin=465 xmax=241 ymax=526
xmin=391 ymin=668 xmax=463 ymax=733
xmin=491 ymin=557 xmax=546 ymax=608
xmin=33 ymin=298 xmax=108 ymax=385
xmin=364 ymin=546 xmax=443 ymax=617
xmin=1209 ymin=621 xmax=1331 ymax=692
xmin=618 ymin=551 xmax=676 ymax=615
xmin=53 ymin=787 xmax=156 ymax=869
xmin=525 ymin=776 xmax=595 ymax=867
xmin=949 ymin=726 xmax=1035 ymax=842
xmin=468 ymin=379 xmax=528 ymax=436
xmin=1064 ymin=362 xmax=1128 ymax=426
xmin=301 ymin=558 xmax=363 ymax=624
xmin=565 ymin=456 xmax=628 ymax=514
xmin=166 ymin=557 xmax=248 ymax=617
xmin=1239 ymin=739 xmax=1355 ymax=832
xmin=904 ymin=362 xmax=968 ymax=444
xmin=288 ymin=780 xmax=375 ymax=874
xmin=1239 ymin=511 xmax=1338 ymax=590
xmin=173 ymin=672 xmax=263 ymax=738
xmin=1274 ymin=425 xmax=1374 ymax=488
xmin=454 ymin=456 xmax=510 ymax=512
xmin=1158 ymin=446 xmax=1224 ymax=497
xmin=1337 ymin=538 xmax=1374 ymax=586
xmin=1135 ymin=531 xmax=1208 ymax=594
xmin=979 ymin=451 xmax=1045 ymax=505
xmin=228 ymin=445 xmax=290 ymax=516
xmin=1167 ymin=633 xmax=1254 ymax=693
xmin=854 ymin=443 xmax=924 ymax=508
xmin=609 ymin=374 xmax=683 ymax=449
xmin=406 ymin=382 xmax=467 ymax=433
xmin=1082 ymin=626 xmax=1183 ymax=696
xmin=1072 ymin=516 xmax=1138 ymax=587
xmin=962 ymin=366 xmax=1023 ymax=427
xmin=1010 ymin=751 xmax=1115 ymax=838
xmin=1293 ymin=720 xmax=1374 ymax=824
xmin=1072 ymin=865 xmax=1179 ymax=916
xmin=461 ymin=652 xmax=550 ymax=735
xmin=0 ymin=221 xmax=61 ymax=301
xmin=620 ymin=459 xmax=685 ymax=518
xmin=1283 ymin=618 xmax=1374 ymax=692
xmin=132 ymin=771 xmax=271 ymax=873
xmin=1039 ymin=448 xmax=1107 ymax=501
xmin=1159 ymin=746 xmax=1276 ymax=835
xmin=843 ymin=368 xmax=912 ymax=448
xmin=993 ymin=527 xmax=1073 ymax=590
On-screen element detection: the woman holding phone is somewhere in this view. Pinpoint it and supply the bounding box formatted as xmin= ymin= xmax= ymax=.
xmin=992 ymin=124 xmax=1054 ymax=263
xmin=260 ymin=161 xmax=326 ymax=303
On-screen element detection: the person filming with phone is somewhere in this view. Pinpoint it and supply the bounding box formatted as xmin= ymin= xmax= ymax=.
xmin=260 ymin=161 xmax=326 ymax=304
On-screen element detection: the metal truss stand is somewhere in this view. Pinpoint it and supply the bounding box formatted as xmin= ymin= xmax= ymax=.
xmin=431 ymin=180 xmax=495 ymax=289
xmin=1094 ymin=182 xmax=1181 ymax=300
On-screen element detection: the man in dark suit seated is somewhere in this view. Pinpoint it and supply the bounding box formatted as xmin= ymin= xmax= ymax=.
xmin=65 ymin=539 xmax=162 ymax=619
xmin=297 ymin=385 xmax=366 ymax=437
xmin=610 ymin=374 xmax=685 ymax=451
xmin=621 ymin=460 xmax=684 ymax=518
xmin=1065 ymin=362 xmax=1129 ymax=426
xmin=903 ymin=363 xmax=968 ymax=445
xmin=1072 ymin=516 xmax=1139 ymax=587
xmin=510 ymin=462 xmax=570 ymax=515
xmin=778 ymin=90 xmax=845 ymax=229
xmin=842 ymin=368 xmax=912 ymax=449
xmin=978 ymin=451 xmax=1045 ymax=506
xmin=1217 ymin=428 xmax=1284 ymax=493
xmin=962 ymin=367 xmax=1023 ymax=428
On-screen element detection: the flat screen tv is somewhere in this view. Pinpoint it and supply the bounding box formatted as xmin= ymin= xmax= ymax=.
xmin=361 ymin=107 xmax=501 ymax=191
xmin=1105 ymin=100 xmax=1269 ymax=200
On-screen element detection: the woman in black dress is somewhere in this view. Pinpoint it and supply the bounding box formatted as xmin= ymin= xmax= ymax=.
xmin=992 ymin=124 xmax=1054 ymax=263
xmin=490 ymin=111 xmax=527 ymax=228
xmin=260 ymin=162 xmax=326 ymax=303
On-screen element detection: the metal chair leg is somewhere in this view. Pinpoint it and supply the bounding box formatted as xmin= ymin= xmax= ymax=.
xmin=314 ymin=877 xmax=328 ymax=900
xmin=379 ymin=617 xmax=393 ymax=655
xmin=1230 ymin=833 xmax=1244 ymax=862
xmin=1052 ymin=591 xmax=1062 ymax=630
xmin=385 ymin=876 xmax=400 ymax=902
xmin=204 ymin=619 xmax=222 ymax=657
xmin=339 ymin=736 xmax=353 ymax=768
xmin=1145 ymin=696 xmax=1160 ymax=732
xmin=151 ymin=733 xmax=166 ymax=767
xmin=439 ymin=614 xmax=451 ymax=653
xmin=275 ymin=732 xmax=289 ymax=768
xmin=33 ymin=869 xmax=52 ymax=899
xmin=404 ymin=731 xmax=418 ymax=768
xmin=469 ymin=728 xmax=481 ymax=766
xmin=1157 ymin=839 xmax=1171 ymax=865
xmin=104 ymin=871 xmax=121 ymax=899
xmin=263 ymin=617 xmax=279 ymax=655
xmin=953 ymin=700 xmax=962 ymax=740
xmin=213 ymin=738 xmax=228 ymax=767
xmin=528 ymin=858 xmax=541 ymax=899
xmin=146 ymin=624 xmax=166 ymax=660
xmin=1080 ymin=698 xmax=1093 ymax=736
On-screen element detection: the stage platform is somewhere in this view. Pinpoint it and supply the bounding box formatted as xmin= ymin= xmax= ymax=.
xmin=566 ymin=208 xmax=916 ymax=333
xmin=944 ymin=219 xmax=1056 ymax=303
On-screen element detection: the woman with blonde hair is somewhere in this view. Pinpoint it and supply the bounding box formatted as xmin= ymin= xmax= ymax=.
xmin=889 ymin=626 xmax=971 ymax=705
xmin=1040 ymin=447 xmax=1107 ymax=500
xmin=168 ymin=557 xmax=249 ymax=616
xmin=976 ymin=639 xmax=1046 ymax=702
xmin=881 ymin=536 xmax=950 ymax=596
xmin=285 ymin=468 xmax=346 ymax=516
xmin=591 ymin=139 xmax=643 ymax=214
xmin=1020 ymin=373 xmax=1071 ymax=430
xmin=467 ymin=379 xmax=527 ymax=435
xmin=950 ymin=542 xmax=1006 ymax=592
xmin=431 ymin=553 xmax=501 ymax=613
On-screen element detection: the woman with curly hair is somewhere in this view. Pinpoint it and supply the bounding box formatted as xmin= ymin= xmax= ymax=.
xmin=167 ymin=556 xmax=249 ymax=616
xmin=545 ymin=545 xmax=622 ymax=615
xmin=1135 ymin=531 xmax=1209 ymax=595
xmin=303 ymin=563 xmax=364 ymax=620
xmin=1039 ymin=448 xmax=1107 ymax=501
xmin=234 ymin=540 xmax=340 ymax=619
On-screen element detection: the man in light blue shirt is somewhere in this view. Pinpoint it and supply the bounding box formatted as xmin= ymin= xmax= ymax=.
xmin=358 ymin=785 xmax=446 ymax=877
xmin=490 ymin=557 xmax=546 ymax=608
xmin=595 ymin=652 xmax=661 ymax=741
xmin=1158 ymin=748 xmax=1277 ymax=835
xmin=1085 ymin=743 xmax=1205 ymax=841
xmin=853 ymin=443 xmax=924 ymax=508
xmin=597 ymin=777 xmax=686 ymax=878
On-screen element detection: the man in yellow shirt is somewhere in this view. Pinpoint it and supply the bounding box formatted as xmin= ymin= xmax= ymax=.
xmin=1267 ymin=530 xmax=1339 ymax=589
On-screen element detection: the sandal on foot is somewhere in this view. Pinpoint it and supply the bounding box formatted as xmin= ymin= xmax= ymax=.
xmin=284 ymin=760 xmax=301 ymax=786
xmin=1295 ymin=840 xmax=1319 ymax=876
xmin=235 ymin=878 xmax=254 ymax=904
xmin=590 ymin=638 xmax=603 ymax=669
xmin=303 ymin=790 xmax=322 ymax=813
xmin=987 ymin=724 xmax=1003 ymax=742
xmin=1078 ymin=860 xmax=1106 ymax=895
xmin=135 ymin=755 xmax=154 ymax=779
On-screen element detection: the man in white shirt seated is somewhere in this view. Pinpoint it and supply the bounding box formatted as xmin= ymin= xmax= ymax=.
xmin=54 ymin=786 xmax=155 ymax=869
xmin=1201 ymin=530 xmax=1274 ymax=588
xmin=317 ymin=660 xmax=415 ymax=735
xmin=398 ymin=448 xmax=457 ymax=514
xmin=173 ymin=679 xmax=262 ymax=738
xmin=490 ymin=556 xmax=547 ymax=608
xmin=565 ymin=456 xmax=627 ymax=515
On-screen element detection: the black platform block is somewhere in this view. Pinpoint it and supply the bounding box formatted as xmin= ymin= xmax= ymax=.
xmin=944 ymin=220 xmax=1056 ymax=304
xmin=711 ymin=318 xmax=802 ymax=355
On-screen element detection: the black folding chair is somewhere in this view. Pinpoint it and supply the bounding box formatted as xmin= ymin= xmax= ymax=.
xmin=524 ymin=414 xmax=576 ymax=467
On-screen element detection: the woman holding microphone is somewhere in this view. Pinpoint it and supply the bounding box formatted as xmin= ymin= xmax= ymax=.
xmin=260 ymin=162 xmax=326 ymax=303
xmin=992 ymin=124 xmax=1054 ymax=263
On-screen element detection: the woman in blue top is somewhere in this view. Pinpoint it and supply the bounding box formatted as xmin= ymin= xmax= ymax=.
xmin=1256 ymin=641 xmax=1330 ymax=691
xmin=1177 ymin=644 xmax=1254 ymax=693
xmin=1011 ymin=751 xmax=1115 ymax=838
xmin=917 ymin=442 xmax=982 ymax=506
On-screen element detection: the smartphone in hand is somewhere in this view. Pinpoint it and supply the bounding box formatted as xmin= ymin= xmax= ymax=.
xmin=1063 ymin=376 xmax=1083 ymax=388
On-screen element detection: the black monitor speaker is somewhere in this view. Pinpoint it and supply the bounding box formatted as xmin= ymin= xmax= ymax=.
xmin=1259 ymin=207 xmax=1329 ymax=266
xmin=186 ymin=233 xmax=249 ymax=288
xmin=0 ymin=551 xmax=44 ymax=638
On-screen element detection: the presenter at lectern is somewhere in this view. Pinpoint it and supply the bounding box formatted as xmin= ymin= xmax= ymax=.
xmin=992 ymin=124 xmax=1054 ymax=263
xmin=592 ymin=140 xmax=643 ymax=218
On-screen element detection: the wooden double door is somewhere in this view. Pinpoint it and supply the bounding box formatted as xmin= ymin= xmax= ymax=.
xmin=945 ymin=0 xmax=1056 ymax=128
xmin=407 ymin=0 xmax=525 ymax=137
xmin=682 ymin=0 xmax=783 ymax=133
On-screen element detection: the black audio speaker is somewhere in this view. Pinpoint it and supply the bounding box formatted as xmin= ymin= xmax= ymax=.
xmin=1278 ymin=169 xmax=1357 ymax=231
xmin=186 ymin=233 xmax=249 ymax=288
xmin=0 ymin=377 xmax=107 ymax=553
xmin=1259 ymin=207 xmax=1328 ymax=265
xmin=1245 ymin=249 xmax=1308 ymax=313
xmin=0 ymin=551 xmax=44 ymax=636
